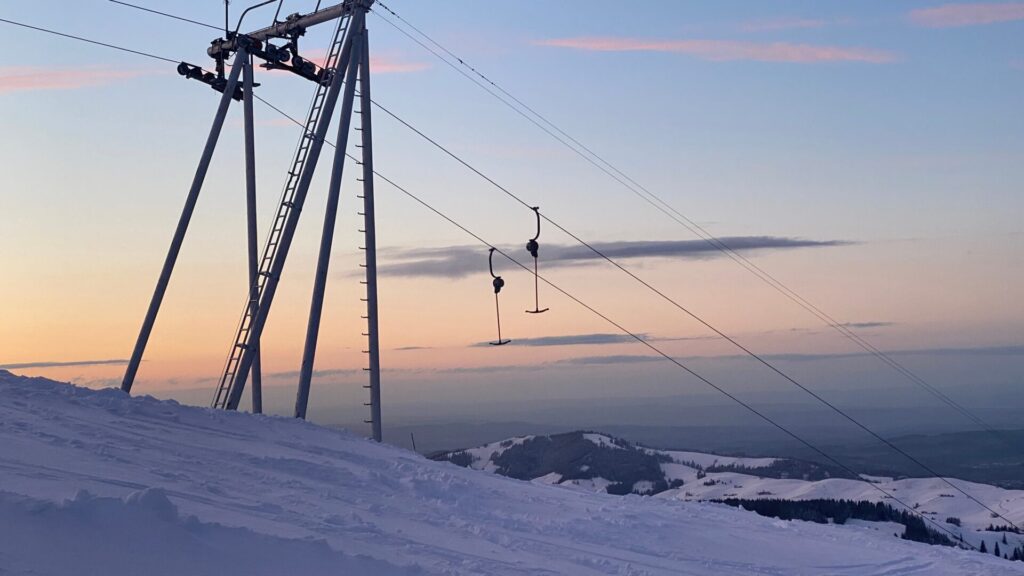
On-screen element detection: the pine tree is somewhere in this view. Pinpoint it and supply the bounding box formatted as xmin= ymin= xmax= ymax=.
xmin=995 ymin=542 xmax=1001 ymax=557
xmin=980 ymin=541 xmax=988 ymax=554
xmin=1003 ymin=533 xmax=1008 ymax=545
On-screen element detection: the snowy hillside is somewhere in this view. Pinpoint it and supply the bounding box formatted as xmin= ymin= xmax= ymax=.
xmin=1 ymin=370 xmax=1021 ymax=575
xmin=437 ymin=431 xmax=1024 ymax=553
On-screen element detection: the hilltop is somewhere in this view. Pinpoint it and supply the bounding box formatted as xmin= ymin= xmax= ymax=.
xmin=434 ymin=430 xmax=1024 ymax=553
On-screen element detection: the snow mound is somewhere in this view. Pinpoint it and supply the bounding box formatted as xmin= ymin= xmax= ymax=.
xmin=0 ymin=370 xmax=1021 ymax=575
xmin=0 ymin=488 xmax=415 ymax=575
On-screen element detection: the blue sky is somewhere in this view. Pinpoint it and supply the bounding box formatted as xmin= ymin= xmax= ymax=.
xmin=0 ymin=1 xmax=1021 ymax=426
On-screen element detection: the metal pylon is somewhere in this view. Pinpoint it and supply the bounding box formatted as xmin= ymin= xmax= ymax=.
xmin=214 ymin=8 xmax=359 ymax=411
xmin=121 ymin=1 xmax=383 ymax=443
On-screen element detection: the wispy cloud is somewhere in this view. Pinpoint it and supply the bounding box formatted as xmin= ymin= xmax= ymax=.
xmin=0 ymin=66 xmax=153 ymax=95
xmin=266 ymin=368 xmax=362 ymax=379
xmin=377 ymin=236 xmax=850 ymax=279
xmin=556 ymin=354 xmax=662 ymax=366
xmin=0 ymin=359 xmax=128 ymax=370
xmin=546 ymin=344 xmax=1024 ymax=367
xmin=471 ymin=333 xmax=643 ymax=348
xmin=534 ymin=37 xmax=897 ymax=64
xmin=838 ymin=321 xmax=895 ymax=329
xmin=728 ymin=344 xmax=1024 ymax=363
xmin=909 ymin=3 xmax=1024 ymax=27
xmin=259 ymin=117 xmax=303 ymax=128
xmin=740 ymin=18 xmax=828 ymax=33
xmin=289 ymin=50 xmax=429 ymax=74
xmin=370 ymin=55 xmax=431 ymax=74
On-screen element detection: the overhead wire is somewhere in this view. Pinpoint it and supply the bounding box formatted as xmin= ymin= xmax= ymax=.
xmin=368 ymin=2 xmax=1015 ymax=451
xmin=107 ymin=0 xmax=222 ymax=31
xmin=2 ymin=8 xmax=1012 ymax=540
xmin=259 ymin=96 xmax=976 ymax=546
xmin=0 ymin=16 xmax=179 ymax=63
xmin=367 ymin=96 xmax=1023 ymax=530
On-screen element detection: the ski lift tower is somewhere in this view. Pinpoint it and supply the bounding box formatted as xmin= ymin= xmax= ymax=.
xmin=119 ymin=0 xmax=384 ymax=442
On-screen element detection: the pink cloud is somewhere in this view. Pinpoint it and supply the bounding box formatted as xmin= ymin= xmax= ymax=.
xmin=0 ymin=66 xmax=152 ymax=94
xmin=740 ymin=18 xmax=828 ymax=32
xmin=370 ymin=55 xmax=430 ymax=74
xmin=275 ymin=50 xmax=429 ymax=74
xmin=260 ymin=117 xmax=300 ymax=127
xmin=909 ymin=2 xmax=1024 ymax=27
xmin=535 ymin=37 xmax=897 ymax=64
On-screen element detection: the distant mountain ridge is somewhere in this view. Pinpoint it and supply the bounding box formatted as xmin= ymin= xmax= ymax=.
xmin=433 ymin=430 xmax=1024 ymax=554
xmin=432 ymin=430 xmax=850 ymax=496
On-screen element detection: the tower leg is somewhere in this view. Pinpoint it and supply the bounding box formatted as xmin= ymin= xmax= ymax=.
xmin=359 ymin=31 xmax=383 ymax=442
xmin=224 ymin=9 xmax=366 ymax=411
xmin=121 ymin=48 xmax=247 ymax=393
xmin=294 ymin=21 xmax=366 ymax=420
xmin=242 ymin=53 xmax=263 ymax=414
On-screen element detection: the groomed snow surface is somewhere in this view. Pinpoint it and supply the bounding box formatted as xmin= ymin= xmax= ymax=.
xmin=1 ymin=371 xmax=1021 ymax=575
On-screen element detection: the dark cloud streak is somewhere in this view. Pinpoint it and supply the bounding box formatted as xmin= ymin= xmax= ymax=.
xmin=839 ymin=322 xmax=895 ymax=329
xmin=470 ymin=333 xmax=644 ymax=348
xmin=375 ymin=236 xmax=851 ymax=279
xmin=0 ymin=359 xmax=128 ymax=370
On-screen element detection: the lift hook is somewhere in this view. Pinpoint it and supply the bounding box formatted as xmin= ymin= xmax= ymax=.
xmin=525 ymin=207 xmax=549 ymax=314
xmin=488 ymin=248 xmax=511 ymax=346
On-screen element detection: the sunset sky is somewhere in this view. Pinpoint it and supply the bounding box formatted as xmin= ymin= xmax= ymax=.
xmin=1 ymin=1 xmax=1021 ymax=426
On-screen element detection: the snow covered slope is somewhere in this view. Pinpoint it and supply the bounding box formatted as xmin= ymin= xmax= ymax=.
xmin=1 ymin=370 xmax=1021 ymax=575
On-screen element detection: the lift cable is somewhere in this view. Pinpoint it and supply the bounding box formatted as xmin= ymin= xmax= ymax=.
xmin=104 ymin=0 xmax=1015 ymax=453
xmin=359 ymin=158 xmax=980 ymax=551
xmin=108 ymin=0 xmax=223 ymax=31
xmin=97 ymin=0 xmax=1015 ymax=448
xmin=368 ymin=2 xmax=1014 ymax=450
xmin=367 ymin=97 xmax=1024 ymax=530
xmin=253 ymin=91 xmax=1015 ymax=537
xmin=2 ymin=13 xmax=1016 ymax=535
xmin=0 ymin=16 xmax=178 ymax=63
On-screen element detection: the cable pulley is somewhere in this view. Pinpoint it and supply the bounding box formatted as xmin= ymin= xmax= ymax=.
xmin=525 ymin=206 xmax=549 ymax=314
xmin=487 ymin=248 xmax=511 ymax=346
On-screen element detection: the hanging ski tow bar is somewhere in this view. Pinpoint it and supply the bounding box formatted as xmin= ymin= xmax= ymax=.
xmin=488 ymin=248 xmax=511 ymax=346
xmin=525 ymin=206 xmax=549 ymax=314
